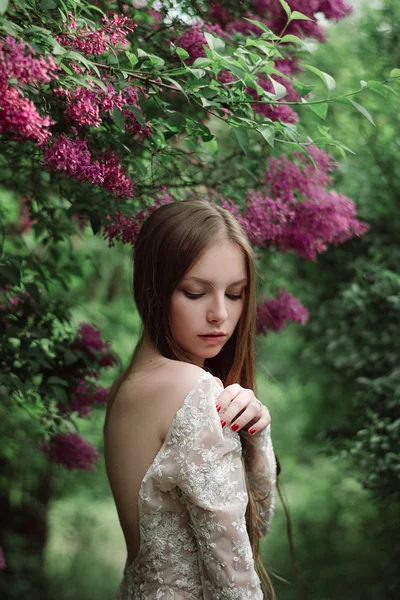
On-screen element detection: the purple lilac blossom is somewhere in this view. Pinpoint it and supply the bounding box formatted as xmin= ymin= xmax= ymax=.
xmin=39 ymin=432 xmax=99 ymax=471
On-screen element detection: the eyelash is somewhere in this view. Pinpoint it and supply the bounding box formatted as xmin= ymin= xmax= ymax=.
xmin=183 ymin=291 xmax=243 ymax=301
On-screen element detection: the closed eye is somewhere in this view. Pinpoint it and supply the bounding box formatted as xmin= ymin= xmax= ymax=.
xmin=183 ymin=291 xmax=243 ymax=301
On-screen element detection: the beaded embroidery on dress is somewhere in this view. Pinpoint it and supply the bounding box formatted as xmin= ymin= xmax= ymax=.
xmin=115 ymin=371 xmax=277 ymax=600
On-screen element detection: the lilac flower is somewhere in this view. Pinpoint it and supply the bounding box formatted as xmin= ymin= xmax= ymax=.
xmin=93 ymin=386 xmax=109 ymax=405
xmin=219 ymin=145 xmax=369 ymax=261
xmin=71 ymin=323 xmax=116 ymax=367
xmin=0 ymin=547 xmax=6 ymax=570
xmin=56 ymin=12 xmax=136 ymax=56
xmin=0 ymin=35 xmax=60 ymax=86
xmin=175 ymin=22 xmax=227 ymax=64
xmin=58 ymin=379 xmax=110 ymax=418
xmin=0 ymin=85 xmax=54 ymax=145
xmin=276 ymin=191 xmax=370 ymax=261
xmin=39 ymin=432 xmax=99 ymax=471
xmin=55 ymin=83 xmax=151 ymax=136
xmin=42 ymin=132 xmax=134 ymax=199
xmin=256 ymin=287 xmax=309 ymax=334
xmin=246 ymin=75 xmax=299 ymax=124
xmin=103 ymin=186 xmax=174 ymax=247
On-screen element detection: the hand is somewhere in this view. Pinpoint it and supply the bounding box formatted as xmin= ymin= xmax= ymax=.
xmin=213 ymin=377 xmax=271 ymax=436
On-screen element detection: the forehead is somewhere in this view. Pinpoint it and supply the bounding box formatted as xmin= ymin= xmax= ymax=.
xmin=183 ymin=241 xmax=247 ymax=284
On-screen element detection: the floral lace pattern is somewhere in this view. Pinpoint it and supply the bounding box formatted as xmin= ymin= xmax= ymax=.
xmin=115 ymin=371 xmax=277 ymax=599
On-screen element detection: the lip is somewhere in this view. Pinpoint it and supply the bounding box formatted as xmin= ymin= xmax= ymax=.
xmin=198 ymin=334 xmax=226 ymax=345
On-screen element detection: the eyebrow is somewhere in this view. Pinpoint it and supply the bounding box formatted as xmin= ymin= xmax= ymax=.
xmin=182 ymin=276 xmax=248 ymax=286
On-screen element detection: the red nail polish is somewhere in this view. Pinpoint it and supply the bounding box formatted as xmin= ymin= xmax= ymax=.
xmin=220 ymin=419 xmax=226 ymax=428
xmin=249 ymin=427 xmax=256 ymax=435
xmin=216 ymin=405 xmax=221 ymax=413
xmin=231 ymin=423 xmax=239 ymax=432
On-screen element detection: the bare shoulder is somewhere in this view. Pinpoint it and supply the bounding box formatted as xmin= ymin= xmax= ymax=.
xmin=110 ymin=361 xmax=209 ymax=441
xmin=155 ymin=362 xmax=209 ymax=439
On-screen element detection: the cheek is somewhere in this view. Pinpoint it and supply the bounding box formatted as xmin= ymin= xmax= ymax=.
xmin=170 ymin=295 xmax=195 ymax=330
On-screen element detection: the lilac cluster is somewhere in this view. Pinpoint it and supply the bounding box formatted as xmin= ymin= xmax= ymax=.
xmin=71 ymin=323 xmax=116 ymax=368
xmin=56 ymin=12 xmax=136 ymax=56
xmin=103 ymin=186 xmax=174 ymax=247
xmin=42 ymin=130 xmax=134 ymax=199
xmin=175 ymin=22 xmax=228 ymax=64
xmin=256 ymin=286 xmax=309 ymax=334
xmin=55 ymin=82 xmax=152 ymax=136
xmin=221 ymin=145 xmax=369 ymax=261
xmin=0 ymin=36 xmax=59 ymax=145
xmin=58 ymin=378 xmax=109 ymax=418
xmin=39 ymin=432 xmax=99 ymax=471
xmin=209 ymin=0 xmax=352 ymax=41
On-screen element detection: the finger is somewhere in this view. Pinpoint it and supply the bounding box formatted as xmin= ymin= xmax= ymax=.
xmin=242 ymin=409 xmax=271 ymax=436
xmin=215 ymin=382 xmax=242 ymax=414
xmin=219 ymin=386 xmax=253 ymax=428
xmin=228 ymin=403 xmax=268 ymax=433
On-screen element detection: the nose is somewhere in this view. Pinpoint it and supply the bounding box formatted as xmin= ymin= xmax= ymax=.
xmin=207 ymin=292 xmax=229 ymax=323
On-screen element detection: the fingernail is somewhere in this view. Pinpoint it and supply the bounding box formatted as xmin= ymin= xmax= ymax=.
xmin=216 ymin=405 xmax=221 ymax=413
xmin=220 ymin=419 xmax=226 ymax=428
xmin=231 ymin=423 xmax=239 ymax=432
xmin=249 ymin=427 xmax=256 ymax=435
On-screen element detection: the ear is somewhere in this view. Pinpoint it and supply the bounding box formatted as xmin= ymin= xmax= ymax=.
xmin=213 ymin=376 xmax=224 ymax=388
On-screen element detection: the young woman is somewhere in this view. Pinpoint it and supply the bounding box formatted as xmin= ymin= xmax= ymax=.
xmin=103 ymin=198 xmax=278 ymax=599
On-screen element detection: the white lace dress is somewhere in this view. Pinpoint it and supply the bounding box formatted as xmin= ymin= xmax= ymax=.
xmin=115 ymin=371 xmax=277 ymax=600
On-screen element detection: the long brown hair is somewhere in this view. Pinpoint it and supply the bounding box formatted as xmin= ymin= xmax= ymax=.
xmin=104 ymin=197 xmax=280 ymax=598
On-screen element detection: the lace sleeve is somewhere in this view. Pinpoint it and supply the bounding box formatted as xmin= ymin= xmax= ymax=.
xmin=240 ymin=423 xmax=277 ymax=537
xmin=172 ymin=373 xmax=263 ymax=599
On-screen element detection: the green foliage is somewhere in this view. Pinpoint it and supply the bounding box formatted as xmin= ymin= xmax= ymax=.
xmin=295 ymin=0 xmax=400 ymax=503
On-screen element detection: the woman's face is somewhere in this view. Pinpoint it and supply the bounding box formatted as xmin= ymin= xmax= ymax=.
xmin=170 ymin=240 xmax=248 ymax=367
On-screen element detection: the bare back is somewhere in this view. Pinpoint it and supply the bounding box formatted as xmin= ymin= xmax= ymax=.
xmin=103 ymin=360 xmax=205 ymax=565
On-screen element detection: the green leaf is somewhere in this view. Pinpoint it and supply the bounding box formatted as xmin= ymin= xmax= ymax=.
xmin=279 ymin=0 xmax=291 ymax=18
xmin=90 ymin=215 xmax=102 ymax=235
xmin=390 ymin=68 xmax=400 ymax=79
xmin=176 ymin=47 xmax=189 ymax=61
xmin=52 ymin=386 xmax=69 ymax=403
xmin=0 ymin=0 xmax=9 ymax=15
xmin=293 ymin=80 xmax=316 ymax=96
xmin=163 ymin=77 xmax=189 ymax=100
xmin=204 ymin=137 xmax=218 ymax=155
xmin=124 ymin=105 xmax=146 ymax=127
xmin=280 ymin=34 xmax=303 ymax=45
xmin=305 ymin=101 xmax=328 ymax=120
xmin=349 ymin=99 xmax=376 ymax=126
xmin=125 ymin=51 xmax=138 ymax=68
xmin=290 ymin=11 xmax=313 ymax=21
xmin=25 ymin=282 xmax=41 ymax=304
xmin=269 ymin=77 xmax=287 ymax=100
xmin=232 ymin=127 xmax=249 ymax=155
xmin=258 ymin=125 xmax=275 ymax=147
xmin=39 ymin=0 xmax=56 ymax=8
xmin=243 ymin=18 xmax=273 ymax=34
xmin=361 ymin=80 xmax=387 ymax=97
xmin=64 ymin=350 xmax=78 ymax=366
xmin=292 ymin=144 xmax=317 ymax=168
xmin=204 ymin=32 xmax=225 ymax=52
xmin=304 ymin=65 xmax=336 ymax=92
xmin=0 ymin=264 xmax=21 ymax=287
xmin=190 ymin=68 xmax=206 ymax=79
xmin=192 ymin=57 xmax=212 ymax=68
xmin=111 ymin=106 xmax=125 ymax=132
xmin=47 ymin=376 xmax=69 ymax=386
